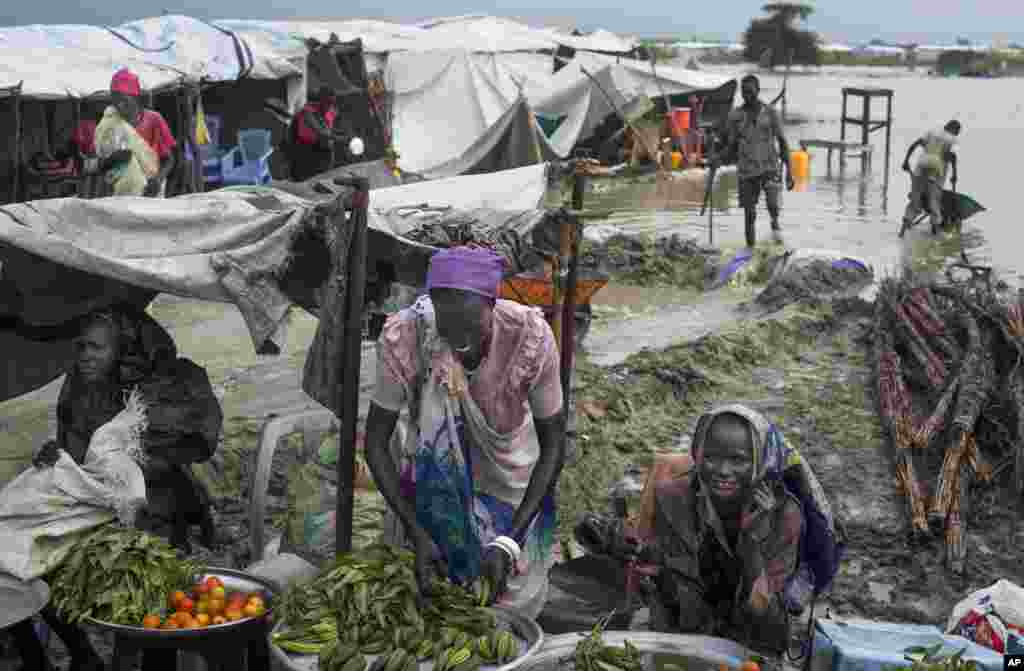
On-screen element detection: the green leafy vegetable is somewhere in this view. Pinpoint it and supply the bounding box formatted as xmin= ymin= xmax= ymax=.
xmin=47 ymin=526 xmax=199 ymax=625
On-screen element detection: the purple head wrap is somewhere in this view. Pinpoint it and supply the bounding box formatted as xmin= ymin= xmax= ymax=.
xmin=426 ymin=246 xmax=505 ymax=299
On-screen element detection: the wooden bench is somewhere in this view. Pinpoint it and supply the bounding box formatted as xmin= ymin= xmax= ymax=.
xmin=799 ymin=139 xmax=874 ymax=172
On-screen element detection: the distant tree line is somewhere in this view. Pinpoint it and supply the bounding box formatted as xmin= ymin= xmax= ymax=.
xmin=742 ymin=2 xmax=821 ymax=68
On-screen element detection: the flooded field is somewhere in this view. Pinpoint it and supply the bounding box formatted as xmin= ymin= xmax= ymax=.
xmin=574 ymin=67 xmax=1021 ymax=286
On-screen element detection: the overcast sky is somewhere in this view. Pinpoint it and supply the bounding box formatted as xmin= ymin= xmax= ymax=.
xmin=1 ymin=1 xmax=1020 ymax=45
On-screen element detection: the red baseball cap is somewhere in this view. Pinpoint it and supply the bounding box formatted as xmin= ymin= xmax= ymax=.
xmin=111 ymin=68 xmax=141 ymax=97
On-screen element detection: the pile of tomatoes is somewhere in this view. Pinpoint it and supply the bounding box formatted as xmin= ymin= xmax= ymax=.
xmin=140 ymin=576 xmax=268 ymax=630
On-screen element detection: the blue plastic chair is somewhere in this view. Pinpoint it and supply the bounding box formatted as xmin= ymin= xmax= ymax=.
xmin=220 ymin=129 xmax=273 ymax=186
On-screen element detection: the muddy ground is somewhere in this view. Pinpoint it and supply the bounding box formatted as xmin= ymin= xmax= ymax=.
xmin=3 ymin=245 xmax=1023 ymax=669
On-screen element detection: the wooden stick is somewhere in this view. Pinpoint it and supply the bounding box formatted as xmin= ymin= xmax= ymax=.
xmin=335 ymin=177 xmax=370 ymax=555
xmin=560 ymin=163 xmax=586 ymax=410
xmin=551 ymin=214 xmax=571 ymax=349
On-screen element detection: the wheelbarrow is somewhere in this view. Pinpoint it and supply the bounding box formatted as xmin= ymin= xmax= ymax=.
xmin=898 ymin=188 xmax=986 ymax=238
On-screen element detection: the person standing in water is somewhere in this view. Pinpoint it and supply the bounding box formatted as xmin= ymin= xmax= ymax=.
xmin=901 ymin=120 xmax=960 ymax=235
xmin=720 ymin=74 xmax=795 ymax=248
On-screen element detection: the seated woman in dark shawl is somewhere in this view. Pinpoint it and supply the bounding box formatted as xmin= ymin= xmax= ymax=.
xmin=33 ymin=304 xmax=223 ymax=550
xmin=10 ymin=305 xmax=223 ymax=670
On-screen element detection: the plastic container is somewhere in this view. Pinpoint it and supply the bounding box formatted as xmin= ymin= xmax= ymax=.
xmin=790 ymin=149 xmax=810 ymax=179
xmin=670 ymin=107 xmax=692 ymax=136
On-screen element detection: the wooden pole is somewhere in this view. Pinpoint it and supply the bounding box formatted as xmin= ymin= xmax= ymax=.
xmin=561 ymin=156 xmax=586 ymax=408
xmin=884 ymin=93 xmax=893 ymax=183
xmin=781 ymin=49 xmax=793 ymax=125
xmin=13 ymin=82 xmax=23 ymax=204
xmin=551 ymin=212 xmax=571 ymax=349
xmin=840 ymin=89 xmax=848 ymax=145
xmin=862 ymin=95 xmax=872 ymax=174
xmin=335 ymin=176 xmax=370 ymax=555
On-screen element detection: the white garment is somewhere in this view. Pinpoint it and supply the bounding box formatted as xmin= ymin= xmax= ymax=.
xmin=914 ymin=128 xmax=957 ymax=185
xmin=0 ymin=390 xmax=148 ymax=581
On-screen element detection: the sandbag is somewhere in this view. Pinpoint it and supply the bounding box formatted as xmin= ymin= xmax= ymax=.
xmin=0 ymin=390 xmax=148 ymax=581
xmin=94 ymin=106 xmax=159 ymax=196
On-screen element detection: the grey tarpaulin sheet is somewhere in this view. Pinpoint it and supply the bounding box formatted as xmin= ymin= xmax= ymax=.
xmin=272 ymin=163 xmax=557 ymax=289
xmin=370 ymin=206 xmax=566 ymax=288
xmin=0 ymin=188 xmax=328 ymax=402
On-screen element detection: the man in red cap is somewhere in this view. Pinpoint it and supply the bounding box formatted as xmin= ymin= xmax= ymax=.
xmin=102 ymin=68 xmax=177 ymax=196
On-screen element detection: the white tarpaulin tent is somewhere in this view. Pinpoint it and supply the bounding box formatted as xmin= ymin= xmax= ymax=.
xmin=385 ymin=50 xmax=567 ymax=176
xmin=417 ymin=15 xmax=637 ymax=54
xmin=371 ymin=162 xmax=549 ymax=213
xmin=0 ymin=15 xmax=300 ymax=98
xmin=533 ymin=51 xmax=735 ymax=150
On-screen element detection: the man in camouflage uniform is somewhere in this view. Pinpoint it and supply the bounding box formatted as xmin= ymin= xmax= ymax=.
xmin=722 ymin=74 xmax=795 ymax=247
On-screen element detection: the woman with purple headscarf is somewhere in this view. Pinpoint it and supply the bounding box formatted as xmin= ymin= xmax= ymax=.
xmin=364 ymin=246 xmax=567 ymax=619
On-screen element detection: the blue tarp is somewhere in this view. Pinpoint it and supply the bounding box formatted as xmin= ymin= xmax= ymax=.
xmin=811 ymin=620 xmax=1004 ymax=671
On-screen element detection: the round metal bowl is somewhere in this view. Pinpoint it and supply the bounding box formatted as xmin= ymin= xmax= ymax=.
xmin=269 ymin=606 xmax=544 ymax=671
xmin=514 ymin=632 xmax=749 ymax=671
xmin=84 ymin=567 xmax=277 ymax=641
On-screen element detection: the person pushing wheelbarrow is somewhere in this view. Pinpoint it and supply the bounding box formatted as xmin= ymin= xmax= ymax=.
xmin=900 ymin=120 xmax=960 ymax=236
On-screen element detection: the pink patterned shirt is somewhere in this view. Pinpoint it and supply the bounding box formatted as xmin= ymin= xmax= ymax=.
xmin=372 ymin=299 xmax=564 ymax=430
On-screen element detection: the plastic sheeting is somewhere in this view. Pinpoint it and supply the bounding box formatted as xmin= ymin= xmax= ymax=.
xmin=416 ymin=15 xmax=637 ymax=54
xmin=0 ymin=188 xmax=327 ymax=401
xmin=386 ymin=50 xmax=567 ymax=175
xmin=0 ymin=15 xmax=300 ymax=99
xmin=370 ymin=162 xmax=549 ymax=214
xmin=810 ymin=620 xmax=1004 ymax=671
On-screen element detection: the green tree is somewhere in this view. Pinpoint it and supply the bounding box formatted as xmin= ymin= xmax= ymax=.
xmin=742 ymin=3 xmax=821 ymax=68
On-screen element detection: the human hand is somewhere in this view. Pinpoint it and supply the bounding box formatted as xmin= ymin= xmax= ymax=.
xmin=33 ymin=440 xmax=60 ymax=469
xmin=479 ymin=545 xmax=513 ymax=606
xmin=411 ymin=528 xmax=448 ymax=604
xmin=747 ymin=484 xmax=777 ymax=527
xmin=785 ymin=172 xmax=795 ymax=191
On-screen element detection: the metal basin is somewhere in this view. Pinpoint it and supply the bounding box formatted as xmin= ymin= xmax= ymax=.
xmin=84 ymin=567 xmax=277 ymax=641
xmin=269 ymin=606 xmax=544 ymax=671
xmin=514 ymin=631 xmax=750 ymax=671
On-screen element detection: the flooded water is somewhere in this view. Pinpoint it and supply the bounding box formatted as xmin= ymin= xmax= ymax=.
xmin=572 ymin=67 xmax=1022 ymax=286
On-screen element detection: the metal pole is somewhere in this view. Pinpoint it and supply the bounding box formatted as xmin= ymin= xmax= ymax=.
xmin=334 ymin=176 xmax=370 ymax=555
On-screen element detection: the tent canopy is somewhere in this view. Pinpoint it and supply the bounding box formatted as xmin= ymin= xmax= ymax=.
xmin=0 ymin=163 xmax=552 ymax=402
xmin=386 ymin=50 xmax=567 ymax=175
xmin=0 ymin=15 xmax=300 ymax=99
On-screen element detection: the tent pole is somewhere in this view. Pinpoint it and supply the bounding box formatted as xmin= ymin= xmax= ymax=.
xmin=560 ymin=153 xmax=586 ymax=409
xmin=335 ymin=176 xmax=370 ymax=555
xmin=13 ymin=81 xmax=23 ymax=204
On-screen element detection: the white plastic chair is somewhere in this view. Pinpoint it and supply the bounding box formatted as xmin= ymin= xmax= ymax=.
xmin=248 ymin=409 xmax=338 ymax=563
